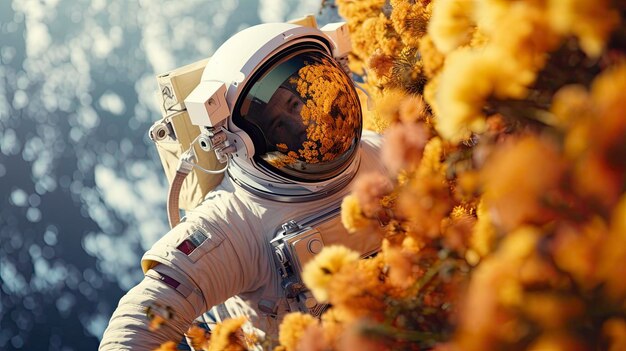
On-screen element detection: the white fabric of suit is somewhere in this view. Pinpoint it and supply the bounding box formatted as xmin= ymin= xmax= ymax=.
xmin=99 ymin=131 xmax=386 ymax=350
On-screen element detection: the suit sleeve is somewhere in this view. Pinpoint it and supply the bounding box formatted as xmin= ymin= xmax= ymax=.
xmin=99 ymin=220 xmax=249 ymax=350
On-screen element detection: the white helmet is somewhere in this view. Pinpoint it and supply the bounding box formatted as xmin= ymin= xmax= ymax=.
xmin=185 ymin=22 xmax=362 ymax=202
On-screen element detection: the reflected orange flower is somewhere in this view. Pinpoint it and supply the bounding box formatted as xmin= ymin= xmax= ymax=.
xmin=290 ymin=58 xmax=361 ymax=164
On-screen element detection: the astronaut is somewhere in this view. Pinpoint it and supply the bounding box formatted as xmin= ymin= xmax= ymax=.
xmin=100 ymin=19 xmax=386 ymax=350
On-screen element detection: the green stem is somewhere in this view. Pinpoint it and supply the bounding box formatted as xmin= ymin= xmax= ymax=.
xmin=410 ymin=259 xmax=443 ymax=297
xmin=384 ymin=259 xmax=444 ymax=323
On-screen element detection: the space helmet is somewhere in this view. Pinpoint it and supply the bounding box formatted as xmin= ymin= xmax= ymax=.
xmin=185 ymin=20 xmax=362 ymax=201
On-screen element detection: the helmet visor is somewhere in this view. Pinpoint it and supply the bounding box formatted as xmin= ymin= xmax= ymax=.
xmin=236 ymin=49 xmax=362 ymax=182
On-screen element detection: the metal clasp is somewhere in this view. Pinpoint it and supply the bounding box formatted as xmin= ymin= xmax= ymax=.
xmin=281 ymin=220 xmax=300 ymax=235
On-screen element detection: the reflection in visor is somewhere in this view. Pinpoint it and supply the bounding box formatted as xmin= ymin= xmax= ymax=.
xmin=237 ymin=49 xmax=362 ymax=182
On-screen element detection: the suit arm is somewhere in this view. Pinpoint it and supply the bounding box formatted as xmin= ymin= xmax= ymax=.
xmin=100 ymin=220 xmax=248 ymax=350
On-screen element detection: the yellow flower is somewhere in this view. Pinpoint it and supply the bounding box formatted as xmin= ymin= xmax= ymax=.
xmin=423 ymin=75 xmax=440 ymax=117
xmin=302 ymin=245 xmax=360 ymax=302
xmin=341 ymin=195 xmax=370 ymax=233
xmin=522 ymin=293 xmax=584 ymax=329
xmin=431 ymin=1 xmax=564 ymax=141
xmin=207 ymin=317 xmax=247 ymax=351
xmin=357 ymin=82 xmax=390 ymax=133
xmin=320 ymin=308 xmax=350 ymax=347
xmin=327 ymin=255 xmax=388 ymax=319
xmin=487 ymin=3 xmax=559 ymax=71
xmin=470 ymin=199 xmax=496 ymax=257
xmin=434 ymin=47 xmax=534 ymax=141
xmin=390 ymin=0 xmax=431 ymax=47
xmin=418 ymin=35 xmax=445 ymax=78
xmin=473 ymin=0 xmax=509 ymax=36
xmin=369 ymin=88 xmax=407 ymax=124
xmin=562 ymin=64 xmax=626 ymax=210
xmin=350 ymin=13 xmax=403 ymax=65
xmin=428 ymin=0 xmax=476 ymax=54
xmin=416 ymin=136 xmax=445 ymax=178
xmin=401 ymin=235 xmax=425 ymax=253
xmin=278 ymin=312 xmax=317 ymax=351
xmin=547 ymin=0 xmax=620 ymax=57
xmin=551 ymin=84 xmax=591 ymax=130
xmin=337 ymin=0 xmax=386 ymax=21
xmin=469 ymin=28 xmax=489 ymax=48
xmin=498 ymin=278 xmax=523 ymax=307
xmin=498 ymin=226 xmax=540 ymax=261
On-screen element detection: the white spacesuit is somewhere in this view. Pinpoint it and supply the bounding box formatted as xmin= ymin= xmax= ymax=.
xmin=100 ymin=20 xmax=386 ymax=350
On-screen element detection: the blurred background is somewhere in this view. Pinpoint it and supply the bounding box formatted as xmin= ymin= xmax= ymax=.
xmin=0 ymin=1 xmax=339 ymax=349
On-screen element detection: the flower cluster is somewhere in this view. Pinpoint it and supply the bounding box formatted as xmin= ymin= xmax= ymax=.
xmin=292 ymin=58 xmax=361 ymax=163
xmin=152 ymin=316 xmax=253 ymax=351
xmin=427 ymin=0 xmax=621 ymax=142
xmin=273 ymin=0 xmax=626 ymax=350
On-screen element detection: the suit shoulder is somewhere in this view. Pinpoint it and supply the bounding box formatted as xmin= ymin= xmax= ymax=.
xmin=361 ymin=129 xmax=383 ymax=153
xmin=359 ymin=130 xmax=387 ymax=174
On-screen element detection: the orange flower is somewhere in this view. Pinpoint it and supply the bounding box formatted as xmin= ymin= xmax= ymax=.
xmin=186 ymin=324 xmax=211 ymax=350
xmin=381 ymin=122 xmax=429 ymax=174
xmin=397 ymin=170 xmax=453 ymax=239
xmin=302 ymin=246 xmax=360 ymax=302
xmin=326 ymin=256 xmax=387 ymax=320
xmin=290 ymin=59 xmax=361 ymax=164
xmin=527 ymin=333 xmax=588 ymax=351
xmin=598 ymin=196 xmax=626 ymax=300
xmin=341 ymin=195 xmax=371 ymax=233
xmin=351 ymin=172 xmax=393 ymax=217
xmin=207 ymin=317 xmax=247 ymax=351
xmin=480 ymin=136 xmax=564 ymax=231
xmin=603 ymin=319 xmax=626 ymax=351
xmin=278 ymin=312 xmax=318 ymax=351
xmin=552 ymin=218 xmax=607 ymax=289
xmin=337 ymin=320 xmax=389 ymax=351
xmin=398 ymin=94 xmax=429 ymax=124
xmin=382 ymin=241 xmax=416 ymax=290
xmin=295 ymin=323 xmax=328 ymax=351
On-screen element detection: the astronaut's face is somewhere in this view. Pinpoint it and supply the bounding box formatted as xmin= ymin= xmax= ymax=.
xmin=261 ymin=87 xmax=307 ymax=151
xmin=234 ymin=49 xmax=361 ymax=181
